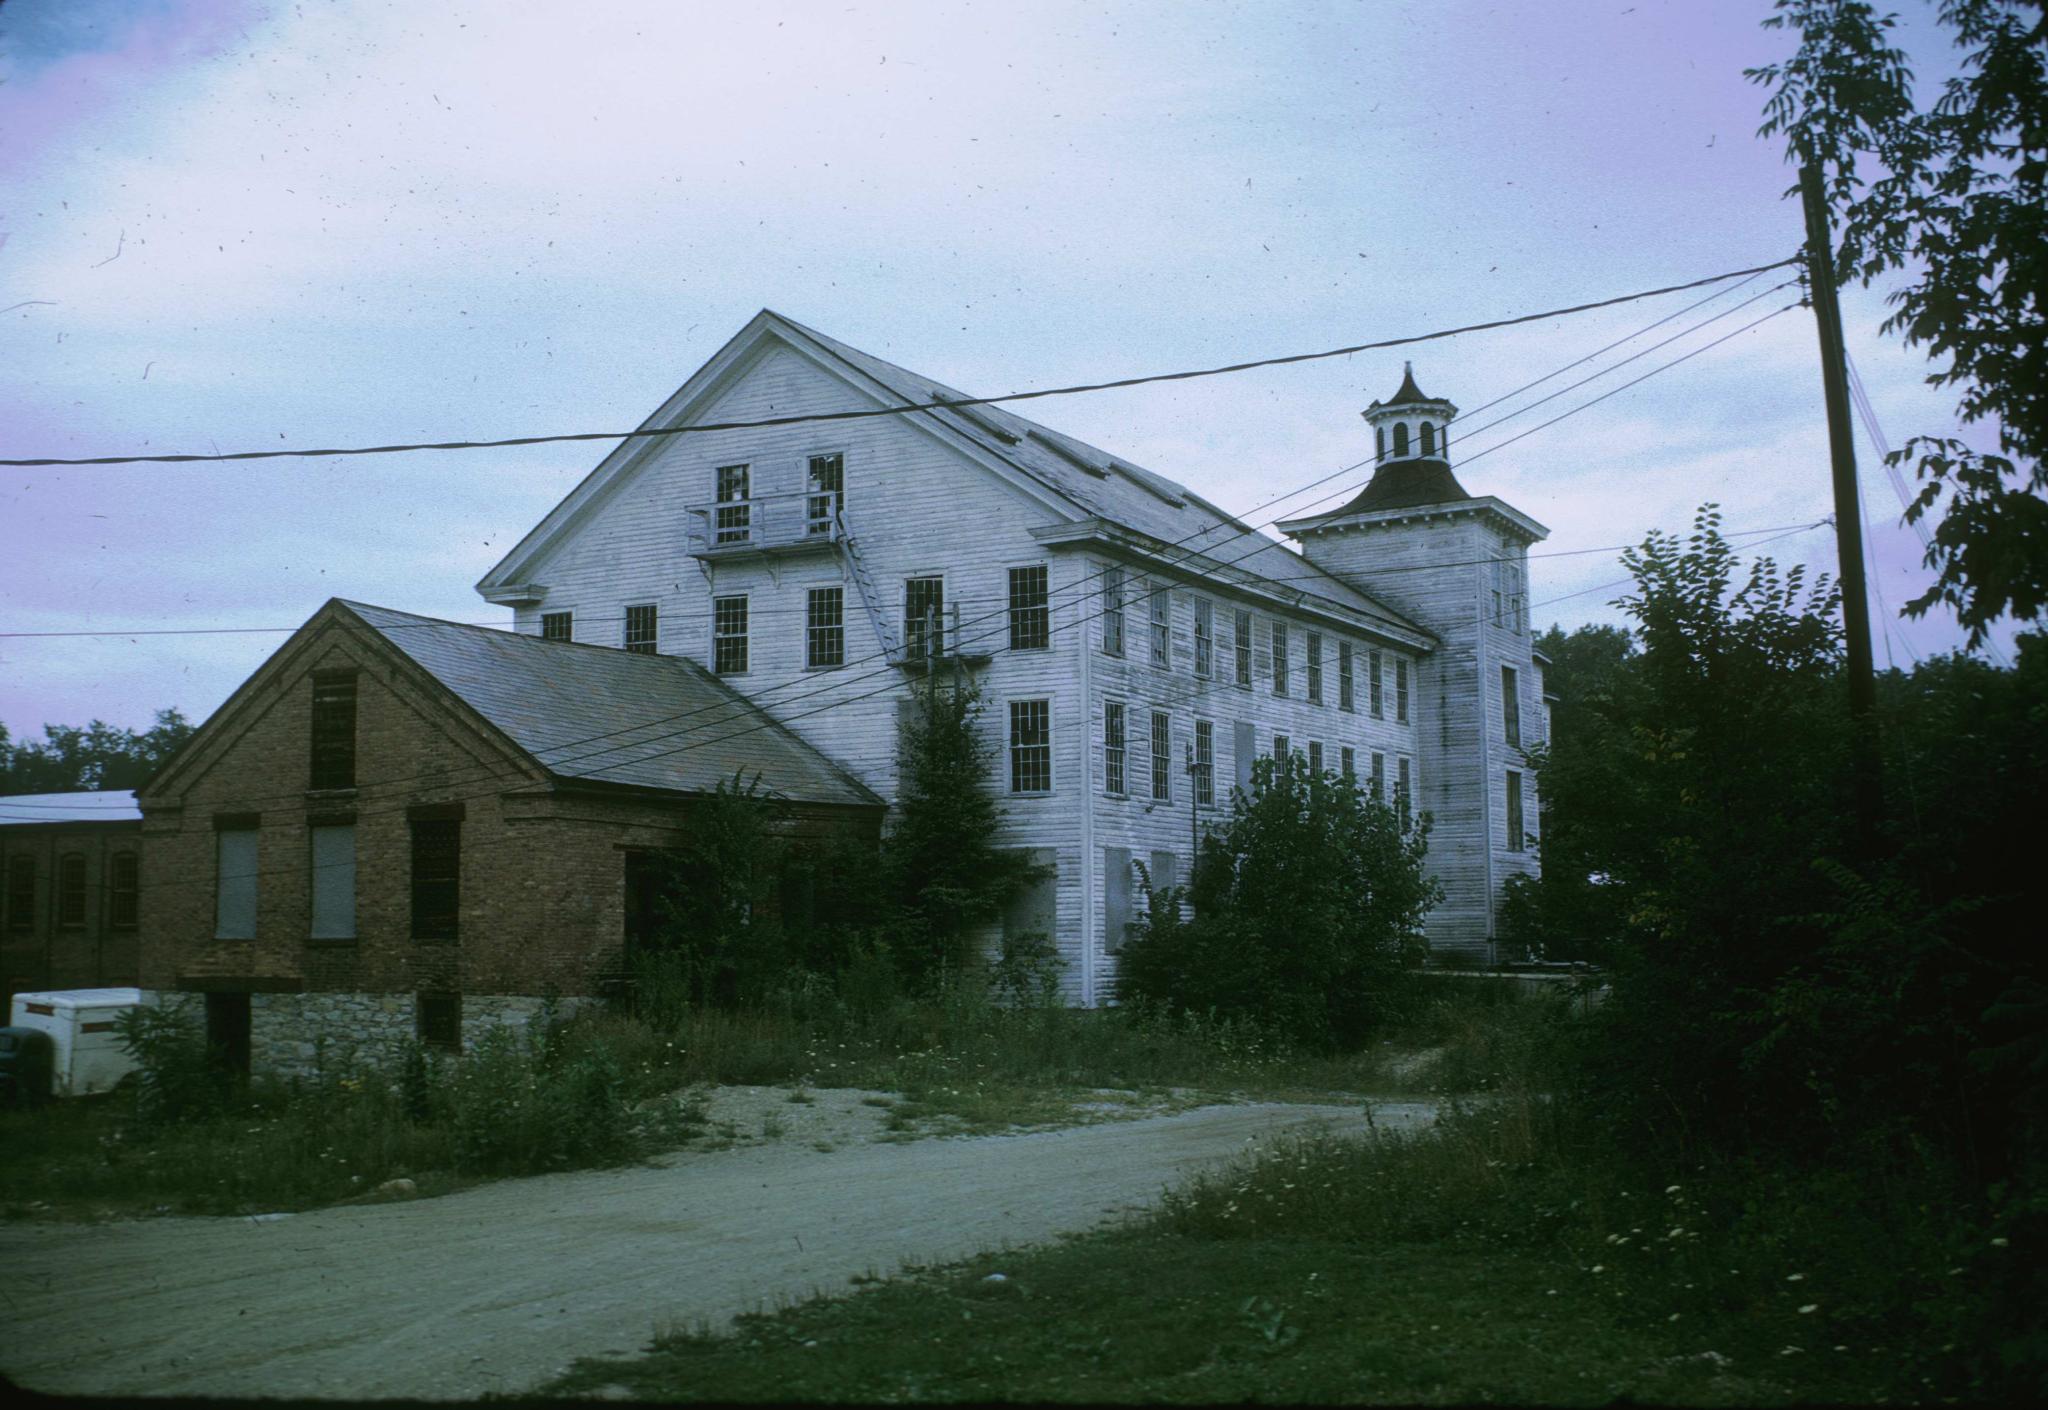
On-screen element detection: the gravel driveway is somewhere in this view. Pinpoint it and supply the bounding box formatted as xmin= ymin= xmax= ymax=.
xmin=0 ymin=1093 xmax=1435 ymax=1401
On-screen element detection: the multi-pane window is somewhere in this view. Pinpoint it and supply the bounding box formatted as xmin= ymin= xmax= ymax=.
xmin=1148 ymin=586 xmax=1170 ymax=668
xmin=5 ymin=855 xmax=32 ymax=933
xmin=1194 ymin=719 xmax=1214 ymax=807
xmin=410 ymin=816 xmax=461 ymax=941
xmin=806 ymin=452 xmax=843 ymax=535
xmin=540 ymin=611 xmax=572 ymax=642
xmin=1371 ymin=751 xmax=1387 ymax=799
xmin=1009 ymin=699 xmax=1052 ymax=794
xmin=1234 ymin=609 xmax=1253 ymax=687
xmin=310 ymin=823 xmax=356 ymax=940
xmin=310 ymin=673 xmax=357 ymax=790
xmin=1306 ymin=632 xmax=1324 ymax=705
xmin=1502 ymin=665 xmax=1522 ymax=749
xmin=1271 ymin=622 xmax=1289 ymax=696
xmin=712 ymin=596 xmax=749 ymax=674
xmin=1396 ymin=658 xmax=1410 ymax=723
xmin=904 ymin=576 xmax=945 ymax=662
xmin=56 ymin=854 xmax=86 ymax=928
xmin=1506 ymin=770 xmax=1526 ymax=852
xmin=1307 ymin=740 xmax=1324 ymax=774
xmin=806 ymin=587 xmax=844 ymax=669
xmin=417 ymin=992 xmax=461 ymax=1052
xmin=624 ymin=603 xmax=658 ymax=655
xmin=1150 ymin=711 xmax=1172 ymax=802
xmin=1102 ymin=565 xmax=1125 ymax=657
xmin=215 ymin=821 xmax=259 ymax=940
xmin=1396 ymin=757 xmax=1412 ymax=829
xmin=1370 ymin=648 xmax=1384 ymax=718
xmin=1274 ymin=733 xmax=1291 ymax=761
xmin=1009 ymin=565 xmax=1050 ymax=651
xmin=1104 ymin=700 xmax=1127 ymax=796
xmin=108 ymin=852 xmax=139 ymax=930
xmin=1340 ymin=746 xmax=1356 ymax=781
xmin=1339 ymin=642 xmax=1355 ymax=711
xmin=714 ymin=463 xmax=751 ymax=544
xmin=1193 ymin=599 xmax=1213 ymax=678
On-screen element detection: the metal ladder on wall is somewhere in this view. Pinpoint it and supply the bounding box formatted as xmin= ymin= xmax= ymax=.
xmin=833 ymin=505 xmax=900 ymax=665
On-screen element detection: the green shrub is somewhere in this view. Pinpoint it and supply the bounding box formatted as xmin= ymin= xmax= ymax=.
xmin=114 ymin=1001 xmax=226 ymax=1128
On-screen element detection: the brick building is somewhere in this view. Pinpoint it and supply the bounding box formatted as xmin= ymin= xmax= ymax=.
xmin=137 ymin=599 xmax=882 ymax=1077
xmin=0 ymin=790 xmax=144 ymax=1014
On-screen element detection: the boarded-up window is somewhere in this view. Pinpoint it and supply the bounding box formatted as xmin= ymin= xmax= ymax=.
xmin=410 ymin=817 xmax=461 ymax=941
xmin=1146 ymin=850 xmax=1179 ymax=902
xmin=310 ymin=673 xmax=357 ymax=789
xmin=1003 ymin=848 xmax=1057 ymax=945
xmin=1234 ymin=720 xmax=1255 ymax=795
xmin=215 ymin=823 xmax=259 ymax=940
xmin=1103 ymin=846 xmax=1132 ymax=953
xmin=309 ymin=824 xmax=356 ymax=940
xmin=108 ymin=852 xmax=139 ymax=930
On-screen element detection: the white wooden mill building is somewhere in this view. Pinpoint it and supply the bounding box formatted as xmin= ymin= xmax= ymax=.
xmin=475 ymin=312 xmax=1548 ymax=996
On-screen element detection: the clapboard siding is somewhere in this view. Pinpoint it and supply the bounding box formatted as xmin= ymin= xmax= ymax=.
xmin=491 ymin=321 xmax=1544 ymax=991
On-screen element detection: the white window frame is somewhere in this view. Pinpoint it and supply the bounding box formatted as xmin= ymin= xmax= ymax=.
xmin=714 ymin=463 xmax=752 ymax=544
xmin=1101 ymin=563 xmax=1125 ymax=658
xmin=1104 ymin=698 xmax=1127 ymax=798
xmin=1008 ymin=696 xmax=1054 ymax=796
xmin=711 ymin=594 xmax=749 ymax=675
xmin=805 ymin=451 xmax=844 ymax=536
xmin=904 ymin=573 xmax=946 ymax=663
xmin=805 ymin=585 xmax=845 ymax=671
xmin=1271 ymin=621 xmax=1289 ymax=696
xmin=1233 ymin=608 xmax=1253 ymax=688
xmin=1306 ymin=631 xmax=1324 ymax=705
xmin=1193 ymin=598 xmax=1213 ymax=679
xmin=1148 ymin=584 xmax=1171 ymax=669
xmin=1007 ymin=562 xmax=1051 ymax=652
xmin=1194 ymin=717 xmax=1215 ymax=809
xmin=1150 ymin=709 xmax=1173 ymax=803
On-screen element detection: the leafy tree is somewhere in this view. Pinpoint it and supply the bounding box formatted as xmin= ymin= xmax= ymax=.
xmin=1502 ymin=625 xmax=1640 ymax=962
xmin=636 ymin=771 xmax=792 ymax=1009
xmin=0 ymin=709 xmax=195 ymax=793
xmin=1117 ymin=752 xmax=1436 ymax=1050
xmin=1538 ymin=508 xmax=1855 ymax=1148
xmin=886 ymin=677 xmax=1044 ymax=986
xmin=1749 ymin=0 xmax=2046 ymax=644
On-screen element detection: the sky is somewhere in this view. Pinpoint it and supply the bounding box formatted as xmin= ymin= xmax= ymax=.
xmin=0 ymin=0 xmax=2023 ymax=741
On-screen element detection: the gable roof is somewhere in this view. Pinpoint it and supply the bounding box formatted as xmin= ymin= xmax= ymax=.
xmin=478 ymin=311 xmax=1425 ymax=639
xmin=341 ymin=601 xmax=880 ymax=808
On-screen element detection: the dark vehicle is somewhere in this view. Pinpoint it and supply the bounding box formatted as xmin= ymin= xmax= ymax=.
xmin=0 ymin=1027 xmax=56 ymax=1105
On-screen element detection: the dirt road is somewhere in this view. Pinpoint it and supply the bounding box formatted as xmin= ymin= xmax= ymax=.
xmin=0 ymin=1094 xmax=1433 ymax=1401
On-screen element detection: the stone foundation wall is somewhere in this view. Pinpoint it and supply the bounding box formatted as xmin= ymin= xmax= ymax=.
xmin=145 ymin=989 xmax=592 ymax=1082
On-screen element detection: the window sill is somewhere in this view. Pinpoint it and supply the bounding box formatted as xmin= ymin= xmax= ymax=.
xmin=1008 ymin=791 xmax=1054 ymax=799
xmin=305 ymin=787 xmax=359 ymax=801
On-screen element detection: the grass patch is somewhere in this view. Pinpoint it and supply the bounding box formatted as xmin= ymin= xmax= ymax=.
xmin=548 ymin=994 xmax=1989 ymax=1405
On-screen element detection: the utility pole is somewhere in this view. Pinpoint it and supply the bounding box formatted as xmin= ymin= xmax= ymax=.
xmin=1798 ymin=158 xmax=1884 ymax=845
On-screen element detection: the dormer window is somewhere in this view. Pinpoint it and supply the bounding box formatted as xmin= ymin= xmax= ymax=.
xmin=1420 ymin=422 xmax=1436 ymax=455
xmin=1392 ymin=423 xmax=1410 ymax=457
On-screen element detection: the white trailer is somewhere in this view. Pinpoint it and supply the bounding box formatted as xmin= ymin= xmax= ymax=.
xmin=8 ymin=988 xmax=142 ymax=1097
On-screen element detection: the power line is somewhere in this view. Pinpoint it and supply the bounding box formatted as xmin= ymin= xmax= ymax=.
xmin=0 ymin=259 xmax=1797 ymax=468
xmin=6 ymin=288 xmax=1804 ymax=821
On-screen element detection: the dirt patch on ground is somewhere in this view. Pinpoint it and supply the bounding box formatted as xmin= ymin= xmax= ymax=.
xmin=0 ymin=1093 xmax=1434 ymax=1401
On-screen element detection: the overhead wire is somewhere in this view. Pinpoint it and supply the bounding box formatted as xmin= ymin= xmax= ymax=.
xmin=0 ymin=259 xmax=1797 ymax=468
xmin=3 ymin=292 xmax=1807 ymax=821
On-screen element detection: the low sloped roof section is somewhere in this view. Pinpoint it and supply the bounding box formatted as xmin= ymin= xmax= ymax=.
xmin=342 ymin=602 xmax=880 ymax=808
xmin=0 ymin=790 xmax=142 ymax=826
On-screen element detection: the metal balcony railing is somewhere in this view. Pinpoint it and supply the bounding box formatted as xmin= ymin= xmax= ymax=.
xmin=684 ymin=491 xmax=842 ymax=557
